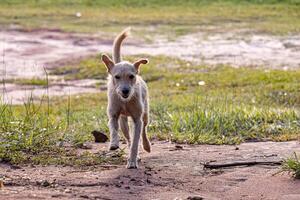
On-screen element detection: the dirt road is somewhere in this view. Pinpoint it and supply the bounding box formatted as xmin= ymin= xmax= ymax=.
xmin=1 ymin=141 xmax=300 ymax=200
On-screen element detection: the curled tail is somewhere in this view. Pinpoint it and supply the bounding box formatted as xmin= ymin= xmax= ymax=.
xmin=113 ymin=27 xmax=130 ymax=63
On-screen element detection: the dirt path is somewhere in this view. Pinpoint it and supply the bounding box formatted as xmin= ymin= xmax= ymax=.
xmin=1 ymin=28 xmax=300 ymax=104
xmin=1 ymin=141 xmax=300 ymax=200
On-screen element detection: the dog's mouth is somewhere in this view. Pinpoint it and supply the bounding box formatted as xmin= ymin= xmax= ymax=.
xmin=117 ymin=88 xmax=132 ymax=100
xmin=118 ymin=92 xmax=131 ymax=100
xmin=121 ymin=94 xmax=129 ymax=99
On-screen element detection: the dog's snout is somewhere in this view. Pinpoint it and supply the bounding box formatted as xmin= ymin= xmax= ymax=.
xmin=122 ymin=88 xmax=130 ymax=96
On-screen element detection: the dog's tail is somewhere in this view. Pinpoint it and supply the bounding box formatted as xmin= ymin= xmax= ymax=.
xmin=113 ymin=27 xmax=130 ymax=63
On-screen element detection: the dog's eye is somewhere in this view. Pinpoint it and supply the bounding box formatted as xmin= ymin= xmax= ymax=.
xmin=129 ymin=75 xmax=135 ymax=79
xmin=115 ymin=75 xmax=120 ymax=79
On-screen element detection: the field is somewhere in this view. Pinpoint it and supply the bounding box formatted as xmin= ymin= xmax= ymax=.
xmin=0 ymin=0 xmax=300 ymax=35
xmin=1 ymin=0 xmax=300 ymax=199
xmin=2 ymin=56 xmax=300 ymax=164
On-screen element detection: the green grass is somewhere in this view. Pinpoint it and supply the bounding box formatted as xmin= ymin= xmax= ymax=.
xmin=51 ymin=55 xmax=170 ymax=82
xmin=0 ymin=0 xmax=299 ymax=36
xmin=282 ymin=153 xmax=300 ymax=179
xmin=1 ymin=55 xmax=300 ymax=165
xmin=1 ymin=78 xmax=48 ymax=86
xmin=0 ymin=93 xmax=124 ymax=166
xmin=51 ymin=56 xmax=108 ymax=80
xmin=13 ymin=78 xmax=48 ymax=86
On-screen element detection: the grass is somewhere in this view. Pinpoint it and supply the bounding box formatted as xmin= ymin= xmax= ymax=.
xmin=1 ymin=78 xmax=49 ymax=86
xmin=1 ymin=55 xmax=300 ymax=165
xmin=51 ymin=55 xmax=169 ymax=82
xmin=282 ymin=153 xmax=300 ymax=179
xmin=0 ymin=0 xmax=299 ymax=36
xmin=13 ymin=78 xmax=48 ymax=86
xmin=51 ymin=56 xmax=108 ymax=80
xmin=0 ymin=93 xmax=124 ymax=166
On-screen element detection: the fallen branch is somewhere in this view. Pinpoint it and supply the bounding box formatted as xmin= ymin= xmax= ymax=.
xmin=203 ymin=160 xmax=282 ymax=169
xmin=69 ymin=182 xmax=108 ymax=187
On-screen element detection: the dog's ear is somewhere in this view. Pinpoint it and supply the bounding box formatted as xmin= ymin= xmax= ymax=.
xmin=133 ymin=59 xmax=148 ymax=73
xmin=101 ymin=54 xmax=114 ymax=73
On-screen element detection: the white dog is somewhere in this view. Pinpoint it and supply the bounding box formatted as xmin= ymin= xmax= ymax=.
xmin=101 ymin=28 xmax=151 ymax=169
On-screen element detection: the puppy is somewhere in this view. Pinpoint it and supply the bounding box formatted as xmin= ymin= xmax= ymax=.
xmin=101 ymin=28 xmax=151 ymax=169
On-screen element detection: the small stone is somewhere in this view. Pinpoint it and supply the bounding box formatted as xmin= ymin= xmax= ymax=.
xmin=198 ymin=81 xmax=205 ymax=86
xmin=175 ymin=144 xmax=183 ymax=149
xmin=79 ymin=194 xmax=89 ymax=199
xmin=91 ymin=130 xmax=108 ymax=143
xmin=41 ymin=180 xmax=51 ymax=187
xmin=64 ymin=188 xmax=72 ymax=193
xmin=187 ymin=196 xmax=204 ymax=200
xmin=125 ymin=186 xmax=130 ymax=190
xmin=10 ymin=165 xmax=21 ymax=170
xmin=144 ymin=171 xmax=152 ymax=176
xmin=75 ymin=12 xmax=82 ymax=18
xmin=78 ymin=143 xmax=93 ymax=149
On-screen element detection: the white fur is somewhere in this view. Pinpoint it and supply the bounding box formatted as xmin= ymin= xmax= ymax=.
xmin=101 ymin=28 xmax=151 ymax=169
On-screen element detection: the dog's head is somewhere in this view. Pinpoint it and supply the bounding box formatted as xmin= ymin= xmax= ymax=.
xmin=101 ymin=54 xmax=148 ymax=101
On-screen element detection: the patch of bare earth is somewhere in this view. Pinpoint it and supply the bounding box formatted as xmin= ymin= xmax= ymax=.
xmin=1 ymin=28 xmax=300 ymax=104
xmin=1 ymin=141 xmax=300 ymax=200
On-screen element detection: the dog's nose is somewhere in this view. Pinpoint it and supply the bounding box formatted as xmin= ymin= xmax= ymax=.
xmin=122 ymin=88 xmax=130 ymax=96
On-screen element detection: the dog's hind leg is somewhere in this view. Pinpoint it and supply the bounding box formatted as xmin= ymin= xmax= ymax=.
xmin=142 ymin=112 xmax=151 ymax=153
xmin=119 ymin=115 xmax=131 ymax=148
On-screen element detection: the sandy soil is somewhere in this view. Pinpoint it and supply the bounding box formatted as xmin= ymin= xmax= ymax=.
xmin=1 ymin=28 xmax=300 ymax=104
xmin=1 ymin=141 xmax=300 ymax=200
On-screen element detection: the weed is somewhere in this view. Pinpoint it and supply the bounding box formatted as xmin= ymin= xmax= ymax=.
xmin=282 ymin=153 xmax=300 ymax=179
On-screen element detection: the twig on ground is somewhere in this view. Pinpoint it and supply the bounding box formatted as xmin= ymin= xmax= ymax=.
xmin=203 ymin=160 xmax=282 ymax=169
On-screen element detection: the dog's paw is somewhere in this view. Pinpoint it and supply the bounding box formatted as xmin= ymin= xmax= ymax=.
xmin=126 ymin=160 xmax=138 ymax=169
xmin=109 ymin=144 xmax=119 ymax=151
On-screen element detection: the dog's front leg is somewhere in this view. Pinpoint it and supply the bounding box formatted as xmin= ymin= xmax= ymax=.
xmin=108 ymin=115 xmax=120 ymax=150
xmin=127 ymin=118 xmax=142 ymax=169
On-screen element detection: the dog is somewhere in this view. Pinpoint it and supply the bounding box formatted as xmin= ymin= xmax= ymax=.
xmin=101 ymin=28 xmax=151 ymax=169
